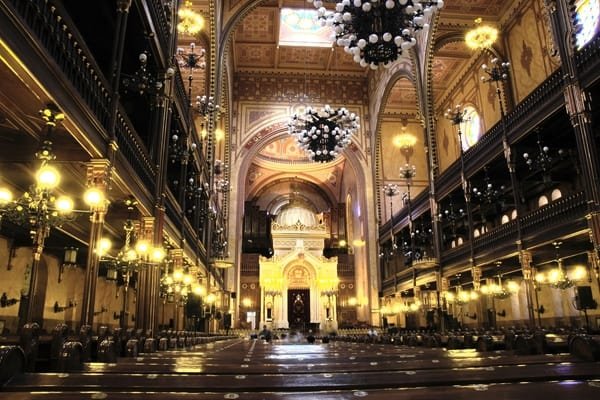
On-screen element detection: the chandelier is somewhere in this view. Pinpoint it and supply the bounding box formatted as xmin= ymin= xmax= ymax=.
xmin=534 ymin=242 xmax=586 ymax=290
xmin=288 ymin=105 xmax=359 ymax=162
xmin=480 ymin=270 xmax=519 ymax=300
xmin=465 ymin=18 xmax=499 ymax=50
xmin=444 ymin=288 xmax=478 ymax=305
xmin=309 ymin=0 xmax=444 ymax=68
xmin=99 ymin=198 xmax=167 ymax=281
xmin=161 ymin=268 xmax=205 ymax=303
xmin=177 ymin=0 xmax=204 ymax=36
xmin=472 ymin=168 xmax=504 ymax=205
xmin=0 ymin=104 xmax=103 ymax=242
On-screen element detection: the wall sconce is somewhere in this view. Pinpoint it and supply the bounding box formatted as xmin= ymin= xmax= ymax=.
xmin=537 ymin=305 xmax=545 ymax=314
xmin=93 ymin=306 xmax=108 ymax=316
xmin=53 ymin=300 xmax=76 ymax=313
xmin=59 ymin=246 xmax=78 ymax=283
xmin=465 ymin=312 xmax=477 ymax=320
xmin=497 ymin=309 xmax=506 ymax=317
xmin=0 ymin=292 xmax=19 ymax=307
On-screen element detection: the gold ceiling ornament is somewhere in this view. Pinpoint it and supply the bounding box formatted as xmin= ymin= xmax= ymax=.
xmin=177 ymin=0 xmax=204 ymax=36
xmin=393 ymin=128 xmax=417 ymax=151
xmin=465 ymin=18 xmax=499 ymax=50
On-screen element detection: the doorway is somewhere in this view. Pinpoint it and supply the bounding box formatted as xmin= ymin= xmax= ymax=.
xmin=288 ymin=289 xmax=310 ymax=331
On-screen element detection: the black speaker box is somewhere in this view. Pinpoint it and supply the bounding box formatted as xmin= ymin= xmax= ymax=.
xmin=231 ymin=292 xmax=236 ymax=299
xmin=575 ymin=286 xmax=596 ymax=310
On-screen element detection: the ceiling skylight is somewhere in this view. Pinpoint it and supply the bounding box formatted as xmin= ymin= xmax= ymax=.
xmin=278 ymin=8 xmax=332 ymax=48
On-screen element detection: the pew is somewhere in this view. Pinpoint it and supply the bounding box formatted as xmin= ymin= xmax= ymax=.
xmin=569 ymin=334 xmax=600 ymax=361
xmin=0 ymin=345 xmax=25 ymax=386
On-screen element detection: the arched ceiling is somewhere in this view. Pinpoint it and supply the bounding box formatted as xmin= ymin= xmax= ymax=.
xmin=183 ymin=0 xmax=516 ymax=214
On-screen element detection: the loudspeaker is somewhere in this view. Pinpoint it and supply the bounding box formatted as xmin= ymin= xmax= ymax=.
xmin=575 ymin=286 xmax=596 ymax=310
xmin=231 ymin=292 xmax=236 ymax=299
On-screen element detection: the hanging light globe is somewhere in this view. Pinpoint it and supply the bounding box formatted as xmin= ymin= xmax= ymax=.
xmin=288 ymin=105 xmax=360 ymax=163
xmin=308 ymin=0 xmax=444 ymax=69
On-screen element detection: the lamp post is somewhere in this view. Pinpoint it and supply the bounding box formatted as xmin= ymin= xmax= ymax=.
xmin=99 ymin=198 xmax=167 ymax=329
xmin=399 ymin=163 xmax=417 ymax=287
xmin=0 ymin=104 xmax=104 ymax=327
xmin=481 ymin=57 xmax=536 ymax=326
xmin=382 ymin=183 xmax=400 ymax=291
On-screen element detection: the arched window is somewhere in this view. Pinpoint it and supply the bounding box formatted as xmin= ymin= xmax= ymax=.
xmin=511 ymin=209 xmax=517 ymax=220
xmin=574 ymin=0 xmax=600 ymax=49
xmin=501 ymin=215 xmax=510 ymax=224
xmin=538 ymin=195 xmax=549 ymax=208
xmin=461 ymin=106 xmax=482 ymax=151
xmin=551 ymin=188 xmax=562 ymax=201
xmin=457 ymin=237 xmax=464 ymax=246
xmin=473 ymin=228 xmax=480 ymax=238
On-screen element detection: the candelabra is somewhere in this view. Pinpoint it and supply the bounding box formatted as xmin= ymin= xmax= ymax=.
xmin=309 ymin=0 xmax=444 ymax=68
xmin=99 ymin=198 xmax=167 ymax=328
xmin=465 ymin=18 xmax=499 ymax=50
xmin=121 ymin=52 xmax=175 ymax=99
xmin=0 ymin=104 xmax=105 ymax=325
xmin=534 ymin=241 xmax=587 ymax=290
xmin=399 ymin=164 xmax=417 ymax=284
xmin=481 ymin=263 xmax=520 ymax=300
xmin=382 ymin=183 xmax=400 ymax=252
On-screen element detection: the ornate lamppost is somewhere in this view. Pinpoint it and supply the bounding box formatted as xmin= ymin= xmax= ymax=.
xmin=0 ymin=104 xmax=105 ymax=327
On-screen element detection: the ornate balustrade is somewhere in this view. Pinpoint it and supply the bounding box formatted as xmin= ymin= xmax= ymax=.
xmin=5 ymin=0 xmax=157 ymax=191
xmin=146 ymin=0 xmax=171 ymax=58
xmin=576 ymin=35 xmax=600 ymax=87
xmin=520 ymin=191 xmax=588 ymax=242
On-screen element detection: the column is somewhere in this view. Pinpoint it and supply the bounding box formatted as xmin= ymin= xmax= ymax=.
xmin=80 ymin=159 xmax=110 ymax=327
xmin=519 ymin=250 xmax=536 ymax=327
xmin=545 ymin=0 xmax=600 ymax=251
xmin=135 ymin=216 xmax=155 ymax=332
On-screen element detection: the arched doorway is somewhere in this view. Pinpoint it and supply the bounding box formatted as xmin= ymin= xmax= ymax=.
xmin=287 ymin=288 xmax=310 ymax=330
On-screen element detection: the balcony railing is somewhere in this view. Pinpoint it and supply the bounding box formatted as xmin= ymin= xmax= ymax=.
xmin=6 ymin=0 xmax=157 ymax=191
xmin=575 ymin=34 xmax=600 ymax=87
xmin=520 ymin=191 xmax=587 ymax=237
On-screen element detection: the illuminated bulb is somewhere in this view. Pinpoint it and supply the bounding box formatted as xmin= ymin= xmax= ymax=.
xmin=173 ymin=269 xmax=184 ymax=282
xmin=151 ymin=247 xmax=166 ymax=262
xmin=36 ymin=165 xmax=60 ymax=189
xmin=183 ymin=274 xmax=193 ymax=285
xmin=165 ymin=276 xmax=174 ymax=285
xmin=206 ymin=293 xmax=216 ymax=304
xmin=55 ymin=196 xmax=74 ymax=214
xmin=83 ymin=187 xmax=105 ymax=208
xmin=135 ymin=240 xmax=150 ymax=255
xmin=0 ymin=187 xmax=13 ymax=204
xmin=125 ymin=249 xmax=137 ymax=262
xmin=97 ymin=238 xmax=112 ymax=256
xmin=193 ymin=284 xmax=206 ymax=297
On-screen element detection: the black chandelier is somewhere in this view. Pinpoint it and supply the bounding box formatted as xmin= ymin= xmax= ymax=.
xmin=309 ymin=0 xmax=444 ymax=68
xmin=288 ymin=105 xmax=359 ymax=163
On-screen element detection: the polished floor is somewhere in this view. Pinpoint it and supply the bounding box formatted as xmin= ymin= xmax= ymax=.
xmin=2 ymin=335 xmax=600 ymax=399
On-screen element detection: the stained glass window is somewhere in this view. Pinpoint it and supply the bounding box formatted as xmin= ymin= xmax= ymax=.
xmin=279 ymin=8 xmax=332 ymax=47
xmin=461 ymin=106 xmax=481 ymax=151
xmin=574 ymin=0 xmax=600 ymax=49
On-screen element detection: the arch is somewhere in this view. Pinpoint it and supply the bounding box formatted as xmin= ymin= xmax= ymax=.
xmin=460 ymin=105 xmax=483 ymax=151
xmin=551 ymin=188 xmax=562 ymax=201
xmin=501 ymin=214 xmax=510 ymax=224
xmin=538 ymin=195 xmax=549 ymax=207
